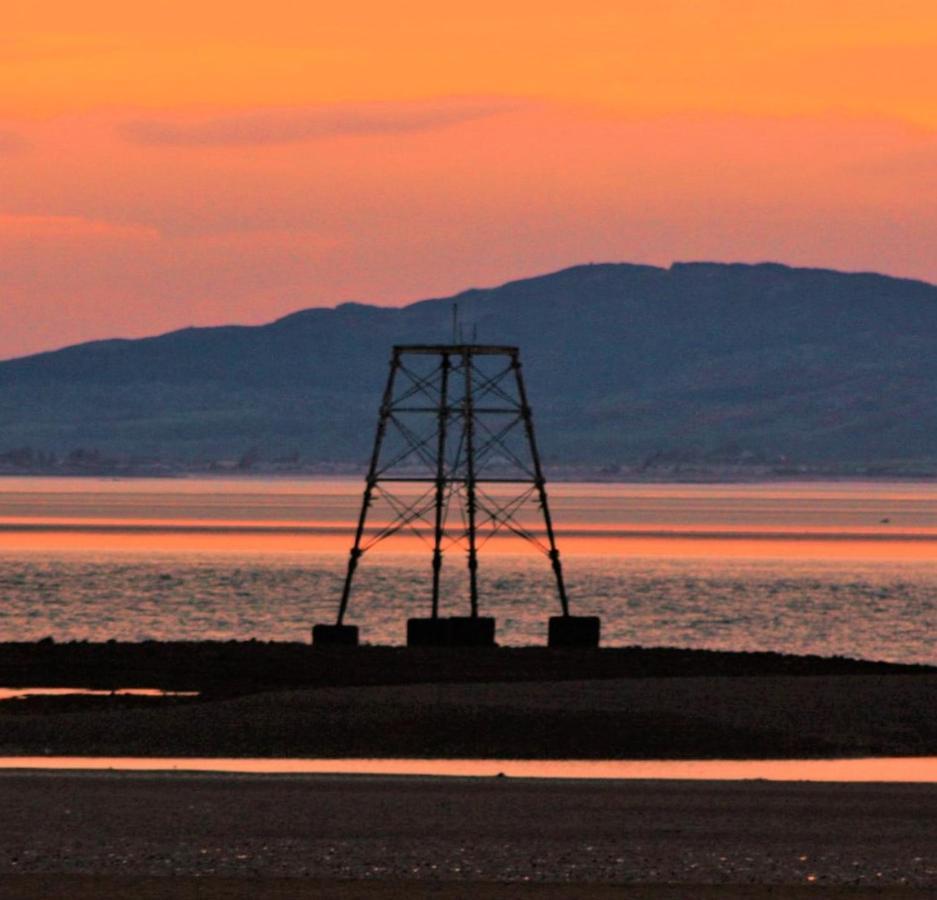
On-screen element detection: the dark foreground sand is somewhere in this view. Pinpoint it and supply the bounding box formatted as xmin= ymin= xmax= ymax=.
xmin=2 ymin=674 xmax=934 ymax=758
xmin=1 ymin=645 xmax=933 ymax=896
xmin=0 ymin=772 xmax=933 ymax=895
xmin=2 ymin=643 xmax=934 ymax=759
xmin=0 ymin=876 xmax=931 ymax=899
xmin=2 ymin=643 xmax=927 ymax=695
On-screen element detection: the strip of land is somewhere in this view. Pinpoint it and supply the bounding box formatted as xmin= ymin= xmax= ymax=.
xmin=0 ymin=674 xmax=934 ymax=758
xmin=0 ymin=643 xmax=933 ymax=758
xmin=1 ymin=642 xmax=928 ymax=694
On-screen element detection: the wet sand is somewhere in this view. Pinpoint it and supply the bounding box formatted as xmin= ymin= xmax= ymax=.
xmin=1 ymin=674 xmax=934 ymax=759
xmin=1 ymin=642 xmax=934 ymax=759
xmin=0 ymin=772 xmax=933 ymax=893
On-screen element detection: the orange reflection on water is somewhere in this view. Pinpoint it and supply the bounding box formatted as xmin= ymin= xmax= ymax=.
xmin=0 ymin=756 xmax=934 ymax=783
xmin=0 ymin=688 xmax=198 ymax=700
xmin=561 ymin=535 xmax=937 ymax=561
xmin=3 ymin=521 xmax=937 ymax=560
xmin=4 ymin=479 xmax=937 ymax=561
xmin=0 ymin=526 xmax=347 ymax=553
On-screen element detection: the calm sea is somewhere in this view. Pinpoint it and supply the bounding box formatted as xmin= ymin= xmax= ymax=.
xmin=0 ymin=477 xmax=934 ymax=665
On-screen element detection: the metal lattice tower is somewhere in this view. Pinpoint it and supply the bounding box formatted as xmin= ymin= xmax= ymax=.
xmin=314 ymin=343 xmax=599 ymax=647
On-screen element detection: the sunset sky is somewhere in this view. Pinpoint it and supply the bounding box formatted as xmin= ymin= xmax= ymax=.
xmin=3 ymin=2 xmax=936 ymax=359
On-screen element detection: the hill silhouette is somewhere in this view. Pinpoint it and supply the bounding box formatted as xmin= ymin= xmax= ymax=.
xmin=3 ymin=261 xmax=937 ymax=469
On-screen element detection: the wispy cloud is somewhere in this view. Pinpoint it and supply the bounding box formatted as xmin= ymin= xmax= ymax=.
xmin=0 ymin=214 xmax=158 ymax=240
xmin=119 ymin=97 xmax=522 ymax=147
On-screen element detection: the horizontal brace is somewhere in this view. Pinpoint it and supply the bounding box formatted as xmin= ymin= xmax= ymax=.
xmin=377 ymin=476 xmax=545 ymax=484
xmin=394 ymin=344 xmax=518 ymax=355
xmin=391 ymin=406 xmax=521 ymax=414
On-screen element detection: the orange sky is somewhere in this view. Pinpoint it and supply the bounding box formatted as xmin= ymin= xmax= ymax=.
xmin=2 ymin=2 xmax=936 ymax=358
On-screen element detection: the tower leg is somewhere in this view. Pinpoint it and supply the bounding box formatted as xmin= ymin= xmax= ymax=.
xmin=462 ymin=349 xmax=480 ymax=617
xmin=512 ymin=353 xmax=571 ymax=617
xmin=408 ymin=352 xmax=453 ymax=647
xmin=430 ymin=353 xmax=450 ymax=618
xmin=315 ymin=350 xmax=401 ymax=645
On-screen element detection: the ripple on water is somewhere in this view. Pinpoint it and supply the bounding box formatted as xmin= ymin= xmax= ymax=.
xmin=0 ymin=552 xmax=933 ymax=664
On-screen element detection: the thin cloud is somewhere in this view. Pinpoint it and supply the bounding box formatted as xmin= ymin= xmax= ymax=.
xmin=119 ymin=97 xmax=522 ymax=147
xmin=0 ymin=214 xmax=158 ymax=241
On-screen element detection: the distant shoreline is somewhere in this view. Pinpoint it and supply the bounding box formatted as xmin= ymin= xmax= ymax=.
xmin=2 ymin=466 xmax=937 ymax=484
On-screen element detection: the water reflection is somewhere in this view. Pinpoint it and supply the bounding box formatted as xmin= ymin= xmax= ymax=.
xmin=0 ymin=756 xmax=934 ymax=782
xmin=0 ymin=478 xmax=934 ymax=663
xmin=0 ymin=687 xmax=198 ymax=701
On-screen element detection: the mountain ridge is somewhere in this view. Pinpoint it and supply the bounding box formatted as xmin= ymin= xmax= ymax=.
xmin=3 ymin=260 xmax=937 ymax=469
xmin=9 ymin=259 xmax=935 ymax=365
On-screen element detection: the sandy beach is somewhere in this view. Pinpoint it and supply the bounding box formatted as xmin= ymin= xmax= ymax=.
xmin=0 ymin=771 xmax=933 ymax=896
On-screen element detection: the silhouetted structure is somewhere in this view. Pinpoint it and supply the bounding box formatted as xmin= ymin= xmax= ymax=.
xmin=313 ymin=344 xmax=599 ymax=648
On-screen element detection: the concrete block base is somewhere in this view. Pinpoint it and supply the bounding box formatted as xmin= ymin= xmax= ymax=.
xmin=447 ymin=616 xmax=496 ymax=647
xmin=548 ymin=615 xmax=601 ymax=648
xmin=407 ymin=617 xmax=451 ymax=647
xmin=312 ymin=623 xmax=359 ymax=647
